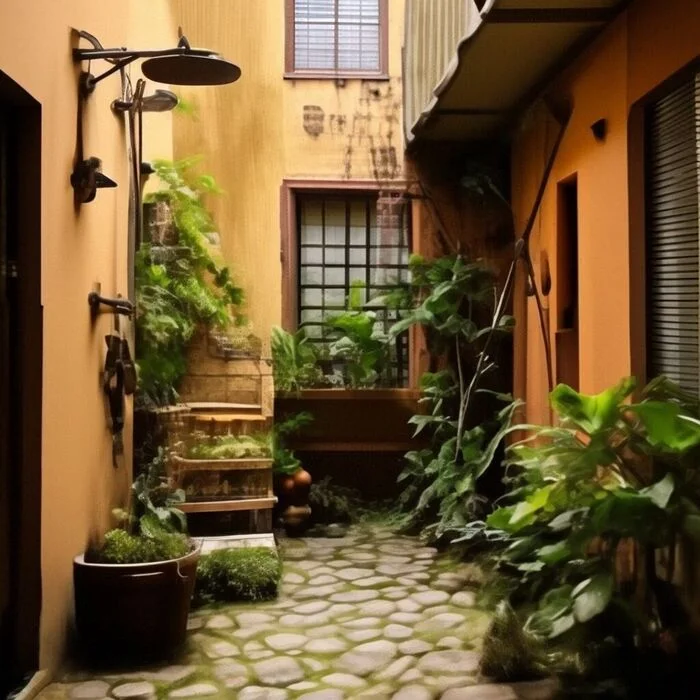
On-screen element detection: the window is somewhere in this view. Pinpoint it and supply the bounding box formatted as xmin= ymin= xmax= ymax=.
xmin=646 ymin=71 xmax=700 ymax=394
xmin=285 ymin=0 xmax=388 ymax=78
xmin=287 ymin=189 xmax=411 ymax=385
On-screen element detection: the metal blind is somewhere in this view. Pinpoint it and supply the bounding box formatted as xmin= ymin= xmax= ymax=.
xmin=646 ymin=74 xmax=700 ymax=394
xmin=294 ymin=0 xmax=381 ymax=72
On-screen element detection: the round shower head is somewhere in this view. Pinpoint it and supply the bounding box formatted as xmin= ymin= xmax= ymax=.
xmin=141 ymin=89 xmax=179 ymax=112
xmin=142 ymin=53 xmax=241 ymax=86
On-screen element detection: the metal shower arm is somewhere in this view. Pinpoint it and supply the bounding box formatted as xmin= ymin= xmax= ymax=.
xmin=73 ymin=31 xmax=212 ymax=92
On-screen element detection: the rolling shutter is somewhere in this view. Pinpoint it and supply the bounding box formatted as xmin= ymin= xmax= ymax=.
xmin=647 ymin=75 xmax=700 ymax=394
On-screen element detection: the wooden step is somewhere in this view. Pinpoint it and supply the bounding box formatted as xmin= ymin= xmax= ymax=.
xmin=186 ymin=401 xmax=262 ymax=414
xmin=190 ymin=413 xmax=268 ymax=424
xmin=179 ymin=496 xmax=277 ymax=514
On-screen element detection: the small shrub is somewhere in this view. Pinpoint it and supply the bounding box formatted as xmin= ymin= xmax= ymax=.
xmin=193 ymin=547 xmax=281 ymax=605
xmin=309 ymin=476 xmax=360 ymax=524
xmin=86 ymin=529 xmax=191 ymax=564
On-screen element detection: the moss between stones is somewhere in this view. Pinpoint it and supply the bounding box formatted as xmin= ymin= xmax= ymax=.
xmin=194 ymin=547 xmax=281 ymax=606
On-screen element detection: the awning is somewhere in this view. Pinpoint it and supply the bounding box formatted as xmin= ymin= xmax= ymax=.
xmin=409 ymin=0 xmax=630 ymax=142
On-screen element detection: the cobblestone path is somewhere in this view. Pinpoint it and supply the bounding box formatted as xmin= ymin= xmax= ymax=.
xmin=37 ymin=525 xmax=556 ymax=700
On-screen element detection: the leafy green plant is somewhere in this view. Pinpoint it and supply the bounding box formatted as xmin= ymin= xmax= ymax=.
xmin=193 ymin=547 xmax=281 ymax=605
xmin=271 ymin=326 xmax=324 ymax=393
xmin=86 ymin=529 xmax=190 ymax=564
xmin=309 ymin=476 xmax=360 ymax=524
xmin=135 ymin=157 xmax=244 ymax=405
xmin=272 ymin=411 xmax=314 ymax=475
xmin=324 ymin=280 xmax=401 ymax=388
xmin=390 ymin=255 xmax=517 ymax=540
xmin=188 ymin=433 xmax=272 ymax=460
xmin=470 ymin=376 xmax=700 ymax=679
xmin=87 ymin=449 xmax=191 ymax=564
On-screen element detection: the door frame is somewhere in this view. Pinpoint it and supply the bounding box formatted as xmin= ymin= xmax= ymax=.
xmin=0 ymin=69 xmax=42 ymax=694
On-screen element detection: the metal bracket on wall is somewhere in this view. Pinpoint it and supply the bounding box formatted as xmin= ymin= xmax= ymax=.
xmin=88 ymin=292 xmax=134 ymax=318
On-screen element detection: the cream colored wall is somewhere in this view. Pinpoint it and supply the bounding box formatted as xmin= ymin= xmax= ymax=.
xmin=172 ymin=0 xmax=406 ymax=341
xmin=511 ymin=0 xmax=700 ymax=426
xmin=0 ymin=0 xmax=176 ymax=672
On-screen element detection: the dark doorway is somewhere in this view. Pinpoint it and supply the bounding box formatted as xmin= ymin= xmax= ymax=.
xmin=555 ymin=176 xmax=579 ymax=390
xmin=0 ymin=70 xmax=42 ymax=697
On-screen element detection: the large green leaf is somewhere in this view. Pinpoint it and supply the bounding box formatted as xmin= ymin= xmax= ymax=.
xmin=509 ymin=484 xmax=554 ymax=528
xmin=640 ymin=473 xmax=675 ymax=510
xmin=629 ymin=401 xmax=700 ymax=452
xmin=572 ymin=573 xmax=613 ymax=623
xmin=486 ymin=506 xmax=515 ymax=531
xmin=550 ymin=377 xmax=636 ymax=434
xmin=536 ymin=540 xmax=572 ymax=564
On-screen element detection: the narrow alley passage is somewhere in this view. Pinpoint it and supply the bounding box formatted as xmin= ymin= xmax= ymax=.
xmin=38 ymin=526 xmax=557 ymax=700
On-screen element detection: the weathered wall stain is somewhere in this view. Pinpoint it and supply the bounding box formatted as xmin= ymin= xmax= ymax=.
xmin=303 ymin=105 xmax=325 ymax=137
xmin=299 ymin=78 xmax=403 ymax=182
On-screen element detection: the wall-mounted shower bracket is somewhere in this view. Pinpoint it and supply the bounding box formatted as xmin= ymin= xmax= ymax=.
xmin=88 ymin=292 xmax=134 ymax=318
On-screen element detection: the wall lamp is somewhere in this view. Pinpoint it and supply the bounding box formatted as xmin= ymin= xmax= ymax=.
xmin=73 ymin=30 xmax=241 ymax=97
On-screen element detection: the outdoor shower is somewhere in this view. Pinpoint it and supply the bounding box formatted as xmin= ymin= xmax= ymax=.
xmin=71 ymin=29 xmax=241 ymax=204
xmin=71 ymin=28 xmax=241 ymax=461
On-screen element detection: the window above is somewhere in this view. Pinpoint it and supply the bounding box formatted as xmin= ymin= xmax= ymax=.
xmin=285 ymin=0 xmax=388 ymax=79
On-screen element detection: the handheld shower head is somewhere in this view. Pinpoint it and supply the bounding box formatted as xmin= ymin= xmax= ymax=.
xmin=113 ymin=89 xmax=179 ymax=113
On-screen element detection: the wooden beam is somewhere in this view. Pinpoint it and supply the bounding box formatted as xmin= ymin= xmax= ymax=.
xmin=485 ymin=7 xmax=617 ymax=24
xmin=179 ymin=497 xmax=277 ymax=514
xmin=435 ymin=108 xmax=506 ymax=116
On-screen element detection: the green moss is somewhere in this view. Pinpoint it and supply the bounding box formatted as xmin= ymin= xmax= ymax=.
xmin=86 ymin=529 xmax=191 ymax=564
xmin=194 ymin=547 xmax=281 ymax=605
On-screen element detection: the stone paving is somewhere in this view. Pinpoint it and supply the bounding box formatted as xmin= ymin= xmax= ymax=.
xmin=37 ymin=526 xmax=557 ymax=700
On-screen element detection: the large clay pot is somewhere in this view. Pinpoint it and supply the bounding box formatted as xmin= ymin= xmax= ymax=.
xmin=282 ymin=504 xmax=312 ymax=537
xmin=73 ymin=546 xmax=199 ymax=664
xmin=290 ymin=467 xmax=312 ymax=506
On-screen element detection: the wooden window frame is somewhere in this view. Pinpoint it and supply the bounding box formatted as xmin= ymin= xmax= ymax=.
xmin=284 ymin=0 xmax=390 ymax=80
xmin=279 ymin=178 xmax=416 ymax=384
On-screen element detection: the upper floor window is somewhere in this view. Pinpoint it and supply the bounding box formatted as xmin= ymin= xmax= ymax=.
xmin=285 ymin=0 xmax=388 ymax=78
xmin=645 ymin=71 xmax=700 ymax=395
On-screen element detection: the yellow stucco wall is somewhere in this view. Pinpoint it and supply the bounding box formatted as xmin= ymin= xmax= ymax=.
xmin=511 ymin=0 xmax=700 ymax=425
xmin=171 ymin=0 xmax=406 ymax=341
xmin=0 ymin=0 xmax=176 ymax=671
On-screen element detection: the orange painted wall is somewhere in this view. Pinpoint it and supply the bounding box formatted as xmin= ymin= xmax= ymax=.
xmin=0 ymin=0 xmax=176 ymax=672
xmin=512 ymin=0 xmax=700 ymax=425
xmin=171 ymin=0 xmax=406 ymax=343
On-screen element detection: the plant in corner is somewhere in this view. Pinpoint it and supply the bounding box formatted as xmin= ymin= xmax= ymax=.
xmin=389 ymin=254 xmax=518 ymax=542
xmin=73 ymin=449 xmax=199 ymax=663
xmin=473 ymin=376 xmax=700 ymax=694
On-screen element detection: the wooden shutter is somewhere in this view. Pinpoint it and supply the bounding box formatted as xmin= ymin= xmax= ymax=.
xmin=646 ymin=75 xmax=700 ymax=394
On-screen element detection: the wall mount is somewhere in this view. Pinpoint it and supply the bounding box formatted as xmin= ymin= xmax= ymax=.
xmin=73 ymin=30 xmax=241 ymax=98
xmin=88 ymin=292 xmax=134 ymax=318
xmin=71 ymin=157 xmax=117 ymax=204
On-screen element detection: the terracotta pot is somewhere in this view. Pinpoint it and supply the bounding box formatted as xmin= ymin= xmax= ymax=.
xmin=73 ymin=545 xmax=199 ymax=663
xmin=290 ymin=467 xmax=312 ymax=505
xmin=282 ymin=504 xmax=312 ymax=536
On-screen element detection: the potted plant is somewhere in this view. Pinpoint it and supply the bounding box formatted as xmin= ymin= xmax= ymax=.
xmin=272 ymin=412 xmax=314 ymax=534
xmin=73 ymin=451 xmax=199 ymax=664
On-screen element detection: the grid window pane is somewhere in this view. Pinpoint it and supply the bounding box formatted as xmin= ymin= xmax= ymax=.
xmin=297 ymin=192 xmax=411 ymax=385
xmin=293 ymin=0 xmax=381 ymax=73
